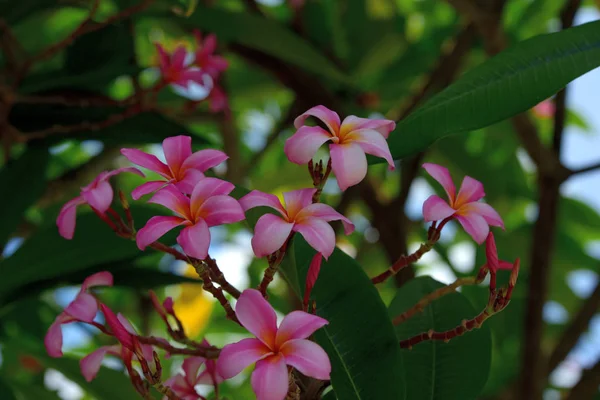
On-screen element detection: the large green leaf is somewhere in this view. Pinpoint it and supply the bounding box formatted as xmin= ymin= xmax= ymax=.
xmin=388 ymin=277 xmax=491 ymax=400
xmin=387 ymin=20 xmax=600 ymax=160
xmin=294 ymin=238 xmax=405 ymax=400
xmin=0 ymin=144 xmax=50 ymax=248
xmin=178 ymin=5 xmax=349 ymax=84
xmin=0 ymin=206 xmax=177 ymax=302
xmin=0 ymin=377 xmax=17 ymax=400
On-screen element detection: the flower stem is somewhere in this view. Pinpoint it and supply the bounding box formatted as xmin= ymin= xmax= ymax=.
xmin=204 ymin=256 xmax=241 ymax=298
xmin=194 ymin=262 xmax=239 ymax=324
xmin=258 ymin=238 xmax=291 ymax=296
xmin=137 ymin=336 xmax=221 ymax=358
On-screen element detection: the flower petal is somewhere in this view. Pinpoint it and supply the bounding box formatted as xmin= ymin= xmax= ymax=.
xmin=293 ymin=217 xmax=336 ymax=259
xmin=81 ymin=271 xmax=114 ymax=291
xmin=340 ymin=115 xmax=396 ymax=138
xmin=456 ymin=213 xmax=489 ymax=244
xmin=276 ymin=311 xmax=328 ymax=345
xmin=121 ymin=148 xmax=170 ymax=177
xmin=422 ymin=163 xmax=456 ymax=202
xmin=296 ymin=203 xmax=354 ymax=235
xmin=163 ymin=135 xmax=193 ymax=175
xmin=422 ymin=195 xmax=456 ymax=222
xmin=280 ymin=339 xmax=331 ymax=380
xmin=182 ymin=356 xmax=206 ymax=385
xmin=190 ymin=177 xmax=235 ymax=212
xmin=217 ymin=338 xmax=271 ymax=379
xmin=196 ymin=195 xmax=245 ymax=227
xmin=80 ymin=345 xmax=119 ymax=382
xmin=64 ymin=292 xmax=98 ymax=322
xmin=456 ymin=175 xmax=485 ymax=205
xmin=304 ymin=253 xmax=322 ymax=308
xmin=45 ymin=319 xmax=64 ymax=358
xmin=251 ymin=214 xmax=294 ymax=257
xmin=136 ymin=216 xmax=185 ymax=250
xmin=131 ymin=181 xmax=168 ymax=200
xmin=294 ymin=105 xmax=341 ymax=134
xmin=251 ymin=354 xmax=289 ymax=400
xmin=181 ymin=149 xmax=228 ymax=172
xmin=485 ymin=232 xmax=499 ymax=271
xmin=462 ymin=202 xmax=504 ymax=229
xmin=171 ymin=46 xmax=188 ymax=70
xmin=176 ymin=169 xmax=205 ymax=195
xmin=57 ymin=196 xmax=85 ymax=239
xmin=239 ymin=190 xmax=286 ymax=216
xmin=330 ymin=143 xmax=368 ymax=191
xmin=177 ymin=219 xmax=211 ymax=260
xmin=82 ymin=180 xmax=113 ymax=213
xmin=283 ymin=189 xmax=317 ymax=218
xmin=236 ymin=289 xmax=278 ymax=347
xmin=347 ymin=128 xmax=395 ymax=170
xmin=100 ymin=304 xmax=134 ymax=349
xmin=284 ymin=126 xmax=332 ymax=164
xmin=148 ymin=186 xmax=190 ymax=218
xmin=100 ymin=167 xmax=145 ymax=181
xmin=155 ymin=43 xmax=170 ymax=71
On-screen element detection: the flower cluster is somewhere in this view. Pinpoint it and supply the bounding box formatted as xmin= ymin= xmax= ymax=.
xmin=47 ymin=102 xmax=518 ymax=400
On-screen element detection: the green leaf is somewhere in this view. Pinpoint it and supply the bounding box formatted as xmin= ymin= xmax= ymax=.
xmin=293 ymin=238 xmax=405 ymax=400
xmin=0 ymin=144 xmax=50 ymax=248
xmin=0 ymin=377 xmax=17 ymax=400
xmin=0 ymin=0 xmax=57 ymax=23
xmin=387 ymin=20 xmax=600 ymax=160
xmin=179 ymin=5 xmax=349 ymax=84
xmin=11 ymin=383 xmax=61 ymax=400
xmin=0 ymin=206 xmax=176 ymax=303
xmin=388 ymin=277 xmax=491 ymax=400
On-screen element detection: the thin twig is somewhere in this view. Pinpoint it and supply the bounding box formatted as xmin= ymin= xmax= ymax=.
xmin=204 ymin=256 xmax=241 ymax=298
xmin=137 ymin=336 xmax=221 ymax=358
xmin=259 ymin=238 xmax=292 ymax=296
xmin=569 ymin=160 xmax=600 ymax=177
xmin=194 ymin=261 xmax=239 ymax=324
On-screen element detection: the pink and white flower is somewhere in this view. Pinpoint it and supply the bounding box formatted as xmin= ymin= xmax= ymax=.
xmin=121 ymin=135 xmax=228 ymax=199
xmin=193 ymin=31 xmax=228 ymax=79
xmin=239 ymin=188 xmax=354 ymax=258
xmin=284 ymin=105 xmax=396 ymax=191
xmin=155 ymin=43 xmax=208 ymax=89
xmin=421 ymin=163 xmax=504 ymax=244
xmin=136 ymin=178 xmax=245 ymax=259
xmin=217 ymin=289 xmax=331 ymax=400
xmin=45 ymin=271 xmax=114 ymax=358
xmin=56 ymin=167 xmax=144 ymax=239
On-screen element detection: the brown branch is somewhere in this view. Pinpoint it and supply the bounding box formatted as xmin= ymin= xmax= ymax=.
xmin=564 ymin=359 xmax=600 ymax=400
xmin=137 ymin=335 xmax=221 ymax=358
xmin=569 ymin=161 xmax=600 ymax=176
xmin=259 ymin=237 xmax=292 ymax=296
xmin=204 ymin=256 xmax=241 ymax=299
xmin=547 ymin=280 xmax=600 ymax=374
xmin=193 ymin=261 xmax=239 ymax=324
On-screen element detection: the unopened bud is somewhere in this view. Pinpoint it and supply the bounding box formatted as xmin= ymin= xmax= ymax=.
xmin=118 ymin=190 xmax=129 ymax=210
xmin=509 ymin=258 xmax=520 ymax=288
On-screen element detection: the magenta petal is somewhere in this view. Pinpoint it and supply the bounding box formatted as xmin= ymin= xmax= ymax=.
xmin=57 ymin=196 xmax=85 ymax=239
xmin=171 ymin=47 xmax=188 ymax=70
xmin=294 ymin=105 xmax=341 ymax=134
xmin=485 ymin=232 xmax=499 ymax=271
xmin=190 ymin=177 xmax=235 ymax=211
xmin=131 ymin=181 xmax=167 ymax=200
xmin=348 ymin=128 xmax=395 ymax=170
xmin=80 ymin=345 xmax=117 ymax=382
xmin=45 ymin=319 xmax=64 ymax=358
xmin=293 ymin=217 xmax=336 ymax=259
xmin=176 ymin=169 xmax=205 ymax=195
xmin=148 ymin=186 xmax=190 ymax=217
xmin=340 ymin=115 xmax=395 ymax=138
xmin=101 ymin=304 xmax=134 ymax=349
xmin=465 ymin=202 xmax=504 ymax=229
xmin=296 ymin=203 xmax=354 ymax=235
xmin=81 ymin=271 xmax=114 ymax=291
xmin=251 ymin=214 xmax=294 ymax=257
xmin=284 ymin=126 xmax=332 ymax=164
xmin=136 ymin=216 xmax=185 ymax=250
xmin=177 ymin=219 xmax=211 ymax=260
xmin=304 ymin=253 xmax=323 ymax=307
xmin=456 ymin=213 xmax=489 ymax=244
xmin=64 ymin=292 xmax=98 ymax=323
xmin=283 ymin=189 xmax=316 ymax=217
xmin=330 ymin=143 xmax=368 ymax=191
xmin=236 ymin=289 xmax=278 ymax=346
xmin=197 ymin=196 xmax=245 ymax=227
xmin=121 ymin=148 xmax=170 ymax=177
xmin=181 ymin=149 xmax=228 ymax=172
xmin=456 ymin=176 xmax=485 ymax=204
xmin=422 ymin=163 xmax=456 ymax=202
xmin=280 ymin=339 xmax=331 ymax=380
xmin=182 ymin=356 xmax=206 ymax=385
xmin=217 ymin=338 xmax=270 ymax=379
xmin=101 ymin=167 xmax=145 ymax=181
xmin=498 ymin=260 xmax=514 ymax=270
xmin=163 ymin=135 xmax=193 ymax=173
xmin=155 ymin=43 xmax=170 ymax=71
xmin=422 ymin=195 xmax=456 ymax=222
xmin=251 ymin=354 xmax=289 ymax=400
xmin=276 ymin=311 xmax=328 ymax=344
xmin=82 ymin=180 xmax=113 ymax=213
xmin=239 ymin=190 xmax=286 ymax=216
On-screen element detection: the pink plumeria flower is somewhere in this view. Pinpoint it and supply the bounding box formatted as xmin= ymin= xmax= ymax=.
xmin=165 ymin=340 xmax=223 ymax=400
xmin=45 ymin=272 xmax=113 ymax=358
xmin=193 ymin=31 xmax=228 ymax=79
xmin=121 ymin=135 xmax=228 ymax=199
xmin=57 ymin=167 xmax=144 ymax=239
xmin=284 ymin=105 xmax=396 ymax=191
xmin=136 ymin=178 xmax=245 ymax=259
xmin=155 ymin=43 xmax=208 ymax=89
xmin=217 ymin=289 xmax=331 ymax=400
xmin=207 ymin=84 xmax=229 ymax=114
xmin=422 ymin=163 xmax=504 ymax=244
xmin=484 ymin=232 xmax=514 ymax=291
xmin=239 ymin=188 xmax=354 ymax=259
